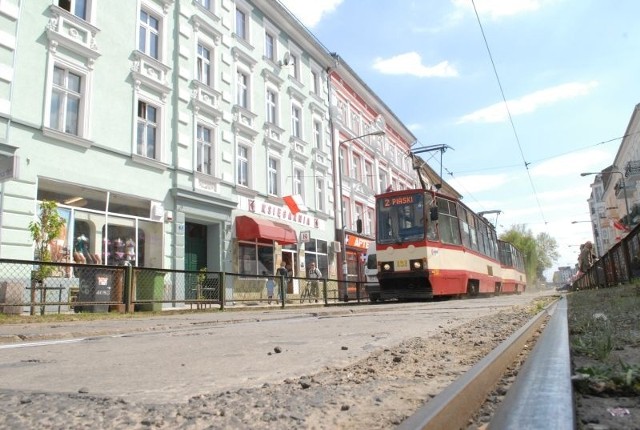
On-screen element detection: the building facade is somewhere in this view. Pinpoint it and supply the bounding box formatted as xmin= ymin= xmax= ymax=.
xmin=328 ymin=56 xmax=417 ymax=296
xmin=586 ymin=104 xmax=640 ymax=256
xmin=0 ymin=0 xmax=346 ymax=299
xmin=0 ymin=1 xmax=443 ymax=304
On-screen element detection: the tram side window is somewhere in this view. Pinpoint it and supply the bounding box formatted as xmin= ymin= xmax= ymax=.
xmin=437 ymin=198 xmax=461 ymax=245
xmin=459 ymin=207 xmax=471 ymax=248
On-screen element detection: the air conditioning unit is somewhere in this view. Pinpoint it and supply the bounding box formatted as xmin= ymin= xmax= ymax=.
xmin=332 ymin=241 xmax=341 ymax=252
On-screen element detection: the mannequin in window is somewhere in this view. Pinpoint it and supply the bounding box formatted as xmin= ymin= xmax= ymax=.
xmin=125 ymin=238 xmax=135 ymax=263
xmin=74 ymin=235 xmax=89 ymax=264
xmin=113 ymin=238 xmax=125 ymax=264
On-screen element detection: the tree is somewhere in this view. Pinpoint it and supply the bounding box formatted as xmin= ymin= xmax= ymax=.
xmin=500 ymin=224 xmax=538 ymax=284
xmin=535 ymin=232 xmax=559 ymax=280
xmin=28 ymin=200 xmax=66 ymax=281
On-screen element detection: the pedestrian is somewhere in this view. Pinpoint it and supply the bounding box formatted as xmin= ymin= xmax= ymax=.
xmin=578 ymin=241 xmax=594 ymax=274
xmin=264 ymin=271 xmax=275 ymax=304
xmin=307 ymin=261 xmax=322 ymax=302
xmin=276 ymin=261 xmax=288 ymax=304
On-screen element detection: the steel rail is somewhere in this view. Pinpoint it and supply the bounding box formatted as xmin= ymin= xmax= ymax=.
xmin=488 ymin=297 xmax=573 ymax=429
xmin=397 ymin=300 xmax=555 ymax=430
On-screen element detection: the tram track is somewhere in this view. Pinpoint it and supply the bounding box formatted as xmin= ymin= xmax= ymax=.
xmin=398 ymin=297 xmax=570 ymax=430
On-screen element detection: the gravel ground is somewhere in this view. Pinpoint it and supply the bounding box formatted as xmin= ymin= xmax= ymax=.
xmin=0 ymin=301 xmax=548 ymax=430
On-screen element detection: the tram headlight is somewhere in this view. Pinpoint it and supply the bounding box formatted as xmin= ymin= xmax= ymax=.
xmin=410 ymin=259 xmax=425 ymax=271
xmin=381 ymin=262 xmax=394 ymax=272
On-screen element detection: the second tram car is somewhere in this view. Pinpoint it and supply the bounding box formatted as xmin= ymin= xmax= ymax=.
xmin=498 ymin=240 xmax=526 ymax=294
xmin=375 ymin=188 xmax=526 ymax=300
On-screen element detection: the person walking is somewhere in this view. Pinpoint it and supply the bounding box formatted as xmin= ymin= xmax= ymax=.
xmin=307 ymin=262 xmax=322 ymax=303
xmin=276 ymin=261 xmax=288 ymax=304
xmin=264 ymin=271 xmax=276 ymax=304
xmin=578 ymin=241 xmax=594 ymax=275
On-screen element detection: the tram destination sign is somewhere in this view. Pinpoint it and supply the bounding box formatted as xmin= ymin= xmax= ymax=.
xmin=383 ymin=195 xmax=416 ymax=207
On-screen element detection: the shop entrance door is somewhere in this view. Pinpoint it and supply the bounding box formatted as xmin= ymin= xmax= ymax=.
xmin=281 ymin=249 xmax=297 ymax=294
xmin=346 ymin=251 xmax=361 ymax=300
xmin=185 ymin=223 xmax=207 ymax=299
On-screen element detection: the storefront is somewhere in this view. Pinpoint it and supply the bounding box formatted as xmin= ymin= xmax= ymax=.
xmin=37 ymin=180 xmax=164 ymax=269
xmin=343 ymin=232 xmax=372 ymax=299
xmin=234 ymin=197 xmax=333 ymax=295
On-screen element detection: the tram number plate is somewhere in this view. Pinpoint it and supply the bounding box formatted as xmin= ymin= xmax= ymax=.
xmin=396 ymin=260 xmax=408 ymax=269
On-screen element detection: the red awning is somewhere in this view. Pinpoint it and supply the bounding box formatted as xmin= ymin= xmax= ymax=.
xmin=235 ymin=215 xmax=297 ymax=244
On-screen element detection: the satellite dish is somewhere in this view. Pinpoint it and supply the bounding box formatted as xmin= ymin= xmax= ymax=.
xmin=280 ymin=51 xmax=291 ymax=66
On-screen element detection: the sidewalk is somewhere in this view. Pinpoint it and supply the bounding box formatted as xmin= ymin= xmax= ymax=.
xmin=0 ymin=300 xmax=357 ymax=344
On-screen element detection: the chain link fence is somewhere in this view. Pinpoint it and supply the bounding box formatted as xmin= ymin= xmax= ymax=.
xmin=0 ymin=259 xmax=369 ymax=315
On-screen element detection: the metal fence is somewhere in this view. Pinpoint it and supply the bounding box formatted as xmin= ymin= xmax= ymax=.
xmin=0 ymin=259 xmax=370 ymax=315
xmin=573 ymin=222 xmax=640 ymax=290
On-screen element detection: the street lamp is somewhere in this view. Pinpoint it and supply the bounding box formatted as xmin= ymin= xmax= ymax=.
xmin=581 ymin=170 xmax=630 ymax=226
xmin=337 ymin=130 xmax=385 ymax=299
xmin=571 ymin=220 xmax=591 ymax=224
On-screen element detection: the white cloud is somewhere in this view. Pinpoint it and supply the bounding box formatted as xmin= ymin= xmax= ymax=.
xmin=452 ymin=0 xmax=543 ymax=19
xmin=277 ymin=0 xmax=343 ymax=28
xmin=373 ymin=52 xmax=459 ymax=78
xmin=457 ymin=81 xmax=599 ymax=124
xmin=448 ymin=173 xmax=510 ymax=193
xmin=531 ymin=149 xmax=612 ymax=178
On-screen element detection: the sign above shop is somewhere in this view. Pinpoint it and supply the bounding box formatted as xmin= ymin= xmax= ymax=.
xmin=246 ymin=198 xmax=323 ymax=229
xmin=300 ymin=230 xmax=311 ymax=242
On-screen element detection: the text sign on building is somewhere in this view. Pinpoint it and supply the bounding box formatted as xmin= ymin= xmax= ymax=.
xmin=300 ymin=231 xmax=311 ymax=242
xmin=0 ymin=155 xmax=18 ymax=183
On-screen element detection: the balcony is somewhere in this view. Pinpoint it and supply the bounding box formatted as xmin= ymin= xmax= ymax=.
xmin=46 ymin=5 xmax=100 ymax=63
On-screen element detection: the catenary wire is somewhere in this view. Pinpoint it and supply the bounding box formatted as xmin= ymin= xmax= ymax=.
xmin=471 ymin=0 xmax=548 ymax=225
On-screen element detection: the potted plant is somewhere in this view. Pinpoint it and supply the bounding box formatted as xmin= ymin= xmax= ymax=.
xmin=28 ymin=200 xmax=66 ymax=315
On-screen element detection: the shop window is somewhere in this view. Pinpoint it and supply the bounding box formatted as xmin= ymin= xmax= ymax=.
xmin=239 ymin=243 xmax=273 ymax=275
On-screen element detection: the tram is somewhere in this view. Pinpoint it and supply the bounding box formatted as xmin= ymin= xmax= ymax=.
xmin=374 ymin=188 xmax=526 ymax=300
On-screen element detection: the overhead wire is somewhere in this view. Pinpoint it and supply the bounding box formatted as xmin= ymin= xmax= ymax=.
xmin=451 ymin=132 xmax=629 ymax=175
xmin=470 ymin=0 xmax=548 ymax=225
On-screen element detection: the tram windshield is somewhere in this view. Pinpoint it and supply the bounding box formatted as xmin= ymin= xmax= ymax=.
xmin=376 ymin=192 xmax=426 ymax=244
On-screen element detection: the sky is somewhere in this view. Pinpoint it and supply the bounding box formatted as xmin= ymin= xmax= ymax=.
xmin=278 ymin=0 xmax=640 ymax=279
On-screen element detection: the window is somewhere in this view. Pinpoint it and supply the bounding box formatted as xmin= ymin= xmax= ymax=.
xmin=236 ymin=70 xmax=249 ymax=109
xmin=268 ymin=157 xmax=279 ymax=196
xmin=136 ymin=100 xmax=158 ymax=159
xmin=316 ymin=178 xmax=325 ymax=212
xmin=197 ymin=124 xmax=212 ymax=175
xmin=353 ymin=153 xmax=362 ymax=182
xmin=354 ymin=203 xmax=364 ymax=231
xmin=379 ymin=168 xmax=389 ymax=193
xmin=50 ymin=65 xmax=83 ymax=136
xmin=266 ymin=89 xmax=277 ymax=124
xmin=293 ymin=168 xmax=304 ymax=196
xmin=239 ymin=243 xmax=273 ymax=276
xmin=237 ymin=144 xmax=249 ymax=186
xmin=139 ymin=9 xmax=160 ymax=60
xmin=196 ymin=0 xmax=211 ymax=9
xmin=311 ymin=70 xmax=320 ymax=95
xmin=290 ymin=53 xmax=299 ymax=80
xmin=59 ymin=0 xmax=88 ymax=20
xmin=265 ymin=32 xmax=275 ymax=61
xmin=313 ymin=120 xmax=322 ymax=150
xmin=291 ymin=104 xmax=302 ymax=138
xmin=340 ymin=147 xmax=347 ymax=177
xmin=365 ymin=208 xmax=374 ymax=235
xmin=197 ymin=43 xmax=212 ymax=86
xmin=365 ymin=161 xmax=374 ymax=189
xmin=235 ymin=8 xmax=247 ymax=40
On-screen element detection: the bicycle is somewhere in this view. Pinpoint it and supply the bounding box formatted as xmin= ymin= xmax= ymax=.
xmin=300 ymin=281 xmax=313 ymax=303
